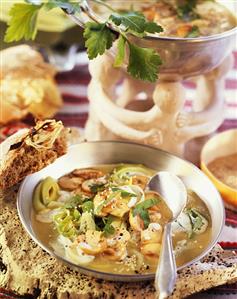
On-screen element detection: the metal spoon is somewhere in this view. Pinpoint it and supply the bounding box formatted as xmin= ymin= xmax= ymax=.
xmin=148 ymin=171 xmax=187 ymax=299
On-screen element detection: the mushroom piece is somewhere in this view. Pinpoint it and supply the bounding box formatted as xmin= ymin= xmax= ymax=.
xmin=58 ymin=175 xmax=83 ymax=191
xmin=81 ymin=177 xmax=107 ymax=193
xmin=72 ymin=168 xmax=104 ymax=180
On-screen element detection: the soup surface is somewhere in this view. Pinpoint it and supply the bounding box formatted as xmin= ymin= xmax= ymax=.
xmin=208 ymin=153 xmax=237 ymax=190
xmin=142 ymin=1 xmax=236 ymax=37
xmin=94 ymin=0 xmax=236 ymax=38
xmin=32 ymin=164 xmax=212 ymax=274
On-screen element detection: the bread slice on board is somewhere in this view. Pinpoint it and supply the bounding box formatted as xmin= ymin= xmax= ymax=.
xmin=0 ymin=119 xmax=67 ymax=190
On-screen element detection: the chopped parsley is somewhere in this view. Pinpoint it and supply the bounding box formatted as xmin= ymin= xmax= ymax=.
xmin=111 ymin=187 xmax=136 ymax=197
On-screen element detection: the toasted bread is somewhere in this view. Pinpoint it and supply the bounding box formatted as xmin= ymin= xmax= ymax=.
xmin=0 ymin=120 xmax=67 ymax=190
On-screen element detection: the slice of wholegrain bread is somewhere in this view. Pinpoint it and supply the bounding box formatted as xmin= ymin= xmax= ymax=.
xmin=0 ymin=120 xmax=67 ymax=190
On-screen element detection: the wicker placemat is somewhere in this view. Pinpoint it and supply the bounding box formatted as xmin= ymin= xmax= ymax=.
xmin=0 ymin=188 xmax=237 ymax=299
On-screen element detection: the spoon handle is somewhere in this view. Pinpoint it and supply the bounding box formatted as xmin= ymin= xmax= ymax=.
xmin=155 ymin=223 xmax=177 ymax=299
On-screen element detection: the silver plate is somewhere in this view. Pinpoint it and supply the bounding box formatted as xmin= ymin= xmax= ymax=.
xmin=17 ymin=141 xmax=225 ymax=282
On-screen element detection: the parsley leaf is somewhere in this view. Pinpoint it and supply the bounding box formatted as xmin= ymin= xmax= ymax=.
xmin=4 ymin=3 xmax=41 ymax=42
xmin=134 ymin=198 xmax=160 ymax=211
xmin=94 ymin=215 xmax=115 ymax=236
xmin=187 ymin=208 xmax=207 ymax=234
xmin=139 ymin=209 xmax=150 ymax=229
xmin=43 ymin=0 xmax=81 ymax=13
xmin=110 ymin=12 xmax=147 ymax=34
xmin=4 ymin=1 xmax=164 ymax=82
xmin=144 ymin=22 xmax=163 ymax=34
xmin=103 ymin=216 xmax=115 ymax=236
xmin=127 ymin=43 xmax=162 ymax=82
xmin=84 ymin=22 xmax=116 ymax=59
xmin=110 ymin=12 xmax=163 ymax=36
xmin=111 ymin=187 xmax=136 ymax=197
xmin=114 ymin=35 xmax=126 ymax=67
xmin=133 ymin=198 xmax=160 ymax=228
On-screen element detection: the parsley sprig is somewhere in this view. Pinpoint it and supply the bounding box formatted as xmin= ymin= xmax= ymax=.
xmin=4 ymin=0 xmax=163 ymax=82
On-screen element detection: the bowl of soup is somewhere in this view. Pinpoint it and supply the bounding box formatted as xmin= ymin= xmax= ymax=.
xmin=72 ymin=0 xmax=237 ymax=77
xmin=201 ymin=129 xmax=237 ymax=208
xmin=17 ymin=141 xmax=224 ymax=281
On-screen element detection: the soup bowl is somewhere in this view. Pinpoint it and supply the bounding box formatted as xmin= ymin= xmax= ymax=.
xmin=201 ymin=129 xmax=237 ymax=208
xmin=68 ymin=0 xmax=237 ymax=78
xmin=17 ymin=141 xmax=225 ymax=281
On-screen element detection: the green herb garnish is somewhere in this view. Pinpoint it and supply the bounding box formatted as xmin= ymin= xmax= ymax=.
xmin=103 ymin=216 xmax=116 ymax=237
xmin=44 ymin=0 xmax=81 ymax=13
xmin=111 ymin=187 xmax=136 ymax=198
xmin=188 ymin=209 xmax=203 ymax=230
xmin=134 ymin=198 xmax=160 ymax=211
xmin=4 ymin=3 xmax=41 ymax=42
xmin=186 ymin=208 xmax=208 ymax=235
xmin=133 ymin=198 xmax=160 ymax=228
xmin=109 ymin=11 xmax=163 ymax=36
xmin=4 ymin=0 xmax=163 ymax=82
xmin=84 ymin=22 xmax=116 ymax=59
xmin=127 ymin=43 xmax=162 ymax=82
xmin=94 ymin=215 xmax=115 ymax=236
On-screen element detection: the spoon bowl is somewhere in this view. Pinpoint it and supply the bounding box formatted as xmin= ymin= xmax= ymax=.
xmin=148 ymin=171 xmax=187 ymax=299
xmin=149 ymin=172 xmax=187 ymax=221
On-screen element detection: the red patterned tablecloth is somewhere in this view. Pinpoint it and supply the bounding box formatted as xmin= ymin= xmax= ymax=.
xmin=0 ymin=51 xmax=236 ymax=299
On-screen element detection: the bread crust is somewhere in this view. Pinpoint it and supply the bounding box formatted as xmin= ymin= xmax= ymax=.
xmin=0 ymin=120 xmax=67 ymax=190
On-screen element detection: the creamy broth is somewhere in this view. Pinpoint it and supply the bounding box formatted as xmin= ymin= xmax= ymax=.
xmin=208 ymin=153 xmax=237 ymax=190
xmin=32 ymin=164 xmax=212 ymax=274
xmin=96 ymin=1 xmax=236 ymax=38
xmin=142 ymin=1 xmax=237 ymax=37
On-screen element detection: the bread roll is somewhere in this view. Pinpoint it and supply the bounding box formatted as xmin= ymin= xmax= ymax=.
xmin=0 ymin=45 xmax=63 ymax=124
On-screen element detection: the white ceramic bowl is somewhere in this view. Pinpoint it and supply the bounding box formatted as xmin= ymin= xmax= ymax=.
xmin=17 ymin=141 xmax=225 ymax=281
